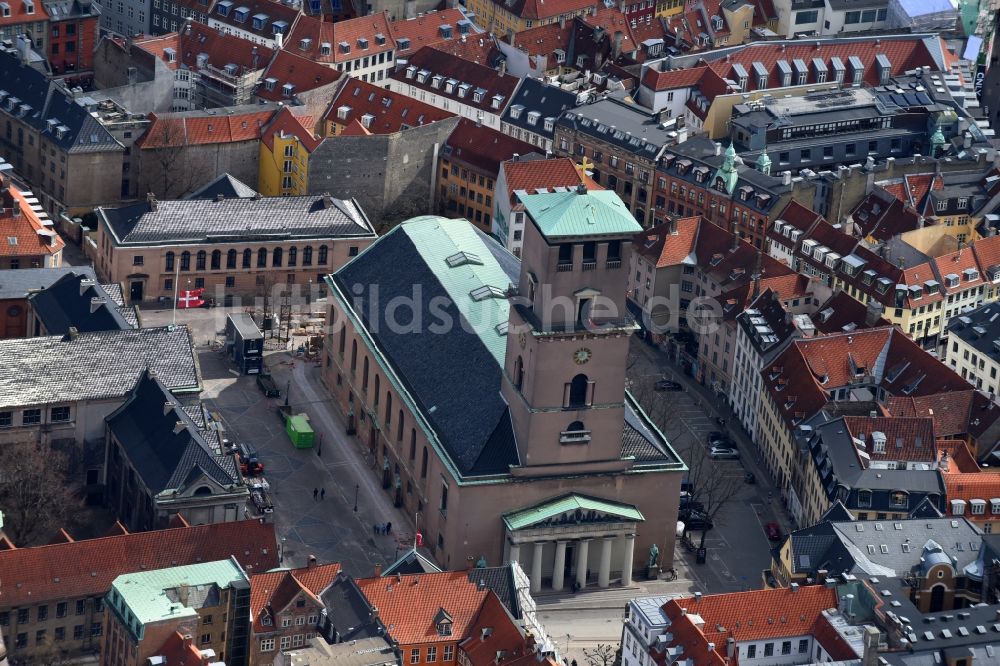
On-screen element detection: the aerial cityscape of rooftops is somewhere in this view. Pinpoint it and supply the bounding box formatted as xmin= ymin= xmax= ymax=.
xmin=5 ymin=0 xmax=1000 ymax=664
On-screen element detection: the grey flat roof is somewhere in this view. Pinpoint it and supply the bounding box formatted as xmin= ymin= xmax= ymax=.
xmin=0 ymin=265 xmax=95 ymax=300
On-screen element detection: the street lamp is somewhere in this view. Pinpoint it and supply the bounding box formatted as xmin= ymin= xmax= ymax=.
xmin=284 ymin=379 xmax=291 ymax=407
xmin=353 ymin=484 xmax=359 ymax=512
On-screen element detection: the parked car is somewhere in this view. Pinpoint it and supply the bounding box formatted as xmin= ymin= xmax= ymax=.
xmin=682 ymin=511 xmax=714 ymax=531
xmin=679 ymin=497 xmax=705 ymax=514
xmin=764 ymin=522 xmax=783 ymax=541
xmin=256 ymin=373 xmax=280 ymax=398
xmin=709 ymin=445 xmax=740 ymax=460
xmin=654 ymin=379 xmax=683 ymax=391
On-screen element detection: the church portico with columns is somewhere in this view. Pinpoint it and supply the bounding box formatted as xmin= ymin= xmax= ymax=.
xmin=503 ymin=494 xmax=640 ymax=593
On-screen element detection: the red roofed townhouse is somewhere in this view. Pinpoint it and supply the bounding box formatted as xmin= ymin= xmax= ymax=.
xmin=147 ymin=631 xmax=219 ymax=666
xmin=938 ymin=440 xmax=1000 ymax=533
xmin=649 ymin=586 xmax=861 ymax=666
xmin=439 ymin=118 xmax=537 ymax=231
xmin=387 ymin=45 xmax=521 ymax=132
xmin=0 ymin=519 xmax=277 ymax=663
xmin=207 ymin=0 xmax=301 ymax=48
xmin=131 ymin=21 xmax=274 ymax=110
xmin=286 ymin=12 xmax=396 ymax=84
xmin=258 ymin=105 xmax=324 ymax=196
xmin=0 ymin=0 xmax=48 ymax=55
xmin=493 ymin=155 xmax=601 ymax=255
xmin=44 ymin=0 xmax=100 ymax=83
xmin=390 ymin=8 xmax=479 ymax=59
xmin=0 ymin=178 xmax=65 ymax=269
xmin=249 ymin=561 xmax=342 ymax=664
xmin=255 ymin=49 xmax=344 ymax=121
xmin=323 ymin=77 xmax=455 ymax=137
xmin=464 ymin=0 xmax=595 ymax=36
xmin=136 ymin=106 xmax=276 ymax=198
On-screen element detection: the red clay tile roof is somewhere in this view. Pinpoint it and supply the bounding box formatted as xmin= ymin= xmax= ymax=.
xmin=445 ymin=118 xmax=538 ymax=174
xmin=136 ymin=109 xmax=275 ymax=148
xmin=430 ymin=35 xmax=501 ymax=64
xmin=324 ymin=76 xmax=455 ymax=135
xmin=633 ymin=217 xmax=700 ymax=268
xmin=578 ymin=6 xmax=638 ymax=52
xmin=459 ymin=592 xmax=532 ymax=666
xmin=392 ymin=46 xmax=520 ymax=116
xmin=939 ymin=439 xmax=980 ymax=473
xmin=510 ymin=20 xmax=572 ymax=59
xmin=662 ymin=586 xmax=840 ymax=660
xmin=0 ymin=520 xmax=277 ymax=607
xmin=390 ymin=8 xmax=471 ymax=56
xmin=496 ymin=0 xmax=596 ymax=22
xmin=151 ymin=632 xmax=211 ymax=666
xmin=886 ymin=391 xmax=979 ymax=438
xmin=0 ymin=185 xmax=64 ymax=258
xmin=943 ymin=470 xmax=1000 ymax=519
xmin=0 ymin=0 xmax=49 ymax=27
xmin=357 ymin=572 xmax=488 ymax=645
xmin=209 ymin=0 xmax=300 ymax=42
xmin=286 ymin=12 xmax=395 ymax=65
xmin=641 ymin=65 xmax=712 ymax=92
xmin=250 ymin=563 xmax=342 ymax=632
xmin=501 ymin=157 xmax=600 ymax=204
xmin=972 ymin=234 xmax=1000 ymax=276
xmin=842 ymin=416 xmax=937 ymax=462
xmin=257 ymin=49 xmax=344 ymax=102
xmin=811 ymin=291 xmax=886 ymax=334
xmin=261 ymin=105 xmax=322 ymax=152
xmin=134 ymin=21 xmax=272 ymax=73
xmin=704 ymin=37 xmax=945 ymax=92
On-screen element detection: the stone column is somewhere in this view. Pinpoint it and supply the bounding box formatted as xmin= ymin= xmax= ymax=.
xmin=509 ymin=542 xmax=520 ymax=565
xmin=530 ymin=542 xmax=544 ymax=594
xmin=598 ymin=537 xmax=614 ymax=588
xmin=620 ymin=534 xmax=635 ymax=587
xmin=576 ymin=539 xmax=590 ymax=589
xmin=552 ymin=541 xmax=568 ymax=592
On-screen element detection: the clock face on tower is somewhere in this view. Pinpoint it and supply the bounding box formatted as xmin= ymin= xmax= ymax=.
xmin=573 ymin=348 xmax=592 ymax=365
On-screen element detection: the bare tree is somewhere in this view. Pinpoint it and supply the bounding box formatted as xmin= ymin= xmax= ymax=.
xmin=582 ymin=644 xmax=619 ymax=666
xmin=142 ymin=121 xmax=212 ymax=199
xmin=18 ymin=635 xmax=74 ymax=665
xmin=0 ymin=438 xmax=82 ymax=546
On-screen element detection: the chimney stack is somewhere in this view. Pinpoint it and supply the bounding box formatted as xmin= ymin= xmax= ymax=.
xmin=321 ymin=193 xmax=333 ymax=208
xmin=861 ymin=626 xmax=880 ymax=666
xmin=90 ymin=297 xmax=105 ymax=313
xmin=308 ymin=555 xmax=318 ymax=568
xmin=147 ymin=192 xmax=158 ymax=211
xmin=374 ymin=563 xmax=384 ymax=576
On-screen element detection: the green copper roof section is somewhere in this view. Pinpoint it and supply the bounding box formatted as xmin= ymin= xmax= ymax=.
xmin=503 ymin=493 xmax=645 ymax=531
xmin=402 ymin=216 xmax=512 ymax=365
xmin=755 ymin=151 xmax=771 ymax=174
xmin=520 ymin=190 xmax=642 ymax=238
xmin=714 ymin=143 xmax=740 ymax=194
xmin=109 ymin=559 xmax=246 ymax=630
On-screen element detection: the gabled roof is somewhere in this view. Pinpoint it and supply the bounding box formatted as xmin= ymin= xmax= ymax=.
xmin=495 ymin=0 xmax=596 ymax=22
xmin=0 ymin=325 xmax=199 ymax=408
xmin=250 ymin=562 xmax=342 ymax=633
xmin=503 ymin=493 xmax=644 ymax=531
xmin=445 ymin=118 xmax=538 ymax=174
xmin=28 ymin=270 xmax=133 ymax=334
xmin=106 ymin=370 xmax=239 ymax=495
xmin=811 ymin=291 xmax=886 ymax=335
xmin=886 ymin=391 xmax=980 ymax=438
xmin=256 ymin=49 xmax=343 ymax=103
xmin=0 ymin=183 xmax=65 ymax=257
xmin=640 ymin=64 xmax=712 ymax=92
xmin=260 ymin=104 xmax=323 ymax=152
xmin=133 ymin=20 xmax=272 ymax=73
xmin=842 ymin=416 xmax=937 ymax=463
xmin=209 ymin=0 xmax=300 ymax=42
xmin=285 ymin=11 xmax=395 ymax=65
xmin=390 ymin=8 xmax=476 ymax=56
xmin=0 ymin=520 xmax=277 ymax=606
xmin=150 ymin=631 xmax=212 ymax=666
xmin=324 ymin=77 xmax=455 ymax=135
xmin=356 ymin=572 xmax=489 ymax=645
xmin=0 ymin=0 xmax=50 ymax=25
xmin=187 ymin=172 xmax=259 ymax=200
xmin=632 ymin=217 xmax=700 ymax=268
xmin=136 ymin=107 xmax=276 ymax=148
xmin=382 ymin=548 xmax=443 ymax=577
xmin=459 ymin=593 xmax=537 ymax=666
xmin=391 ymin=46 xmax=520 ymax=116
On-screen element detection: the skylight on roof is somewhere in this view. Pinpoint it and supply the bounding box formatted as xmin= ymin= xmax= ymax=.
xmin=470 ymin=285 xmax=506 ymax=301
xmin=445 ymin=251 xmax=483 ymax=268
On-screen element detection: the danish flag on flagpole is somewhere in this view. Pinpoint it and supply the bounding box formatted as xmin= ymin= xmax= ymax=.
xmin=177 ymin=288 xmax=205 ymax=309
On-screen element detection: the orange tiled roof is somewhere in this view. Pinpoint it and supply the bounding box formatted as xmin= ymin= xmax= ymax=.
xmin=151 ymin=632 xmax=211 ymax=666
xmin=501 ymin=157 xmax=600 ymax=204
xmin=498 ymin=0 xmax=596 ymax=22
xmin=133 ymin=21 xmax=273 ymax=73
xmin=257 ymin=49 xmax=344 ymax=102
xmin=842 ymin=416 xmax=936 ymax=463
xmin=459 ymin=592 xmax=533 ymax=666
xmin=939 ymin=439 xmax=980 ymax=473
xmin=641 ymin=65 xmax=712 ymax=92
xmin=662 ymin=586 xmax=840 ymax=658
xmin=390 ymin=8 xmax=470 ymax=56
xmin=250 ymin=562 xmax=342 ymax=632
xmin=261 ymin=105 xmax=323 ymax=152
xmin=943 ymin=470 xmax=1000 ymax=519
xmin=286 ymin=12 xmax=395 ymax=65
xmin=886 ymin=391 xmax=979 ymax=438
xmin=324 ymin=76 xmax=455 ymax=135
xmin=0 ymin=520 xmax=277 ymax=607
xmin=136 ymin=109 xmax=276 ymax=148
xmin=0 ymin=0 xmax=48 ymax=27
xmin=0 ymin=185 xmax=64 ymax=258
xmin=510 ymin=20 xmax=572 ymax=59
xmin=633 ymin=217 xmax=700 ymax=268
xmin=356 ymin=572 xmax=488 ymax=645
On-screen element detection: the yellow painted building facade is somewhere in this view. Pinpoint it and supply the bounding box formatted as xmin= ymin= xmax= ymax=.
xmin=258 ymin=132 xmax=312 ymax=197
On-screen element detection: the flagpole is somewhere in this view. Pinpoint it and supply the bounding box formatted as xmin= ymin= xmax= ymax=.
xmin=171 ymin=261 xmax=180 ymax=326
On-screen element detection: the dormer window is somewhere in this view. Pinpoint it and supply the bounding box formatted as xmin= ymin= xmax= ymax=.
xmin=252 ymin=13 xmax=267 ymax=29
xmin=358 ymin=37 xmax=369 ymax=49
xmin=405 ymin=65 xmax=416 ymax=79
xmin=458 ymin=83 xmax=470 ymax=98
xmin=361 ymin=113 xmax=375 ymax=128
xmin=233 ymin=6 xmax=249 ymax=22
xmin=510 ymin=105 xmax=523 ymax=119
xmin=434 ymin=608 xmax=453 ymax=636
xmin=299 ymin=38 xmax=312 ymax=51
xmin=320 ymin=42 xmax=331 ymax=55
xmin=216 ymin=0 xmax=232 ymax=16
xmin=431 ymin=75 xmax=443 ymax=89
xmin=339 ymin=41 xmax=351 ymax=54
xmin=491 ymin=94 xmax=504 ymax=109
xmin=337 ymin=106 xmax=351 ymax=121
xmin=544 ymin=117 xmax=554 ymax=132
xmin=282 ymin=83 xmax=294 ymax=97
xmin=473 ymin=89 xmax=485 ymax=103
xmin=23 ymin=0 xmax=33 ymax=14
xmin=527 ymin=111 xmax=540 ymax=126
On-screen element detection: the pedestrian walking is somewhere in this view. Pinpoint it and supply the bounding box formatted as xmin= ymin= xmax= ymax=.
xmin=320 ymin=488 xmax=326 ymax=500
xmin=386 ymin=522 xmax=392 ymax=534
xmin=313 ymin=488 xmax=318 ymax=500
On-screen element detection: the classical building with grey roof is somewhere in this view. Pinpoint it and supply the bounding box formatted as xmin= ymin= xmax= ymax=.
xmin=94 ymin=189 xmax=376 ymax=304
xmin=321 ymin=189 xmax=685 ymax=593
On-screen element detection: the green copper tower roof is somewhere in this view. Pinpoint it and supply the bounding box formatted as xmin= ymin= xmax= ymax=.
xmin=930 ymin=125 xmax=946 ymax=155
xmin=714 ymin=143 xmax=740 ymax=194
xmin=755 ymin=151 xmax=772 ymax=174
xmin=520 ymin=189 xmax=642 ymax=238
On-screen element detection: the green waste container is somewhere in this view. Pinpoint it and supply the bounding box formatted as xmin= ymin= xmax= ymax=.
xmin=286 ymin=413 xmax=315 ymax=448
